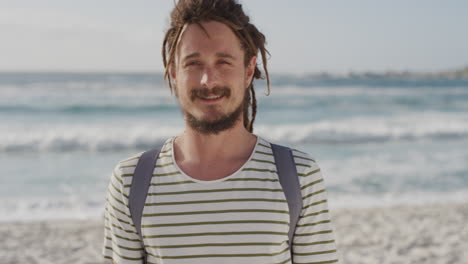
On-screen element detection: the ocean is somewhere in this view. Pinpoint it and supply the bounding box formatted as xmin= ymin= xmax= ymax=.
xmin=1 ymin=72 xmax=468 ymax=222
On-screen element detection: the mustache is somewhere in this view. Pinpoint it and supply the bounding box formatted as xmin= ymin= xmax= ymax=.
xmin=190 ymin=86 xmax=231 ymax=101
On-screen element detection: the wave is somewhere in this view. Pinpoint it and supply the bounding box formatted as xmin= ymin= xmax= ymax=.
xmin=3 ymin=82 xmax=468 ymax=99
xmin=0 ymin=104 xmax=177 ymax=114
xmin=0 ymin=196 xmax=105 ymax=222
xmin=0 ymin=72 xmax=160 ymax=85
xmin=328 ymin=189 xmax=468 ymax=209
xmin=256 ymin=113 xmax=468 ymax=144
xmin=2 ymin=72 xmax=468 ymax=87
xmin=2 ymin=189 xmax=467 ymax=222
xmin=2 ymin=87 xmax=468 ymax=114
xmin=2 ymin=112 xmax=468 ymax=152
xmin=0 ymin=123 xmax=180 ymax=152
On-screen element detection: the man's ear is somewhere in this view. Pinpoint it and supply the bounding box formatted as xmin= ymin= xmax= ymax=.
xmin=245 ymin=56 xmax=257 ymax=87
xmin=169 ymin=64 xmax=177 ymax=81
xmin=168 ymin=64 xmax=179 ymax=96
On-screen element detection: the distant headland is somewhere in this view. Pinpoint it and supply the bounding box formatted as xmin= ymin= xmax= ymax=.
xmin=1 ymin=66 xmax=467 ymax=87
xmin=302 ymin=66 xmax=468 ymax=79
xmin=269 ymin=65 xmax=468 ymax=87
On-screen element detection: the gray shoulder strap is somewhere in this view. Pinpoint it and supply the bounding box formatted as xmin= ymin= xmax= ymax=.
xmin=129 ymin=143 xmax=301 ymax=262
xmin=271 ymin=143 xmax=302 ymax=244
xmin=129 ymin=146 xmax=163 ymax=263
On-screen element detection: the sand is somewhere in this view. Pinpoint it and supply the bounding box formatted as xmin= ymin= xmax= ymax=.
xmin=333 ymin=202 xmax=468 ymax=264
xmin=1 ymin=220 xmax=103 ymax=264
xmin=1 ymin=202 xmax=467 ymax=264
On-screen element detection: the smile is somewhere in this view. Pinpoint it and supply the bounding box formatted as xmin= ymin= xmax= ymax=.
xmin=198 ymin=94 xmax=224 ymax=102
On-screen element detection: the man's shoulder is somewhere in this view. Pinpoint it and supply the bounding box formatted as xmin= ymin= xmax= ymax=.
xmin=117 ymin=151 xmax=145 ymax=166
xmin=261 ymin=140 xmax=326 ymax=192
xmin=110 ymin=151 xmax=145 ymax=185
xmin=259 ymin=137 xmax=320 ymax=173
xmin=289 ymin=148 xmax=318 ymax=167
xmin=113 ymin=138 xmax=173 ymax=173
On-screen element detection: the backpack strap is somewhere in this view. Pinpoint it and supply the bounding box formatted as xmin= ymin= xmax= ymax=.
xmin=129 ymin=143 xmax=301 ymax=262
xmin=271 ymin=144 xmax=303 ymax=247
xmin=129 ymin=146 xmax=163 ymax=263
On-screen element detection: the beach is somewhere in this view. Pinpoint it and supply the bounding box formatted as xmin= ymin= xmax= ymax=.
xmin=2 ymin=73 xmax=468 ymax=263
xmin=1 ymin=202 xmax=466 ymax=264
xmin=334 ymin=202 xmax=468 ymax=264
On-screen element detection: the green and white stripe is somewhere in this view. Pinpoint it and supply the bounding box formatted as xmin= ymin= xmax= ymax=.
xmin=103 ymin=136 xmax=339 ymax=264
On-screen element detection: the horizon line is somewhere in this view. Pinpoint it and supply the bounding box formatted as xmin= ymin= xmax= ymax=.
xmin=1 ymin=65 xmax=467 ymax=76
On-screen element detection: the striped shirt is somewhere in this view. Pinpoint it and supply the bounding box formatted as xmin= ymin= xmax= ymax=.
xmin=103 ymin=136 xmax=339 ymax=264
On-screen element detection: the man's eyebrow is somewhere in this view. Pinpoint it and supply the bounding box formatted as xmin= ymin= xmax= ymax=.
xmin=182 ymin=52 xmax=236 ymax=61
xmin=182 ymin=52 xmax=200 ymax=61
xmin=216 ymin=52 xmax=236 ymax=60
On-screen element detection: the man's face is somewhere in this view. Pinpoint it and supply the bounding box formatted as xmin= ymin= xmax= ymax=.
xmin=172 ymin=21 xmax=255 ymax=134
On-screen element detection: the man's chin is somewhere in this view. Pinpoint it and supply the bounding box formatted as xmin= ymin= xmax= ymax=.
xmin=185 ymin=110 xmax=242 ymax=135
xmin=186 ymin=118 xmax=235 ymax=135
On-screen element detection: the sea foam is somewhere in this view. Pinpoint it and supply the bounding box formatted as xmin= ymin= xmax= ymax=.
xmin=2 ymin=111 xmax=468 ymax=152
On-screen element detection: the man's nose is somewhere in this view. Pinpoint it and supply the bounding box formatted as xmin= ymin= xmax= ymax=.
xmin=200 ymin=67 xmax=219 ymax=89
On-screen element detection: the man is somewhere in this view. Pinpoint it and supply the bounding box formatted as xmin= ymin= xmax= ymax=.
xmin=103 ymin=0 xmax=339 ymax=263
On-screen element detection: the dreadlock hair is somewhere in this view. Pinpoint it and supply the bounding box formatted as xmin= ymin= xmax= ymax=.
xmin=162 ymin=0 xmax=270 ymax=133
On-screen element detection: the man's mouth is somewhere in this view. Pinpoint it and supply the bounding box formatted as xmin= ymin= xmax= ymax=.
xmin=191 ymin=86 xmax=231 ymax=102
xmin=198 ymin=94 xmax=224 ymax=102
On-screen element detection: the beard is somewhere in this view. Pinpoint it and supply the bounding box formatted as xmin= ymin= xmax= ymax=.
xmin=181 ymin=86 xmax=249 ymax=135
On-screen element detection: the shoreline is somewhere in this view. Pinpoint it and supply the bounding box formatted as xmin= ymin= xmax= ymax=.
xmin=1 ymin=201 xmax=467 ymax=264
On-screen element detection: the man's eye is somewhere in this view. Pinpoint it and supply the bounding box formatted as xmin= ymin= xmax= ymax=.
xmin=186 ymin=61 xmax=201 ymax=66
xmin=219 ymin=60 xmax=231 ymax=65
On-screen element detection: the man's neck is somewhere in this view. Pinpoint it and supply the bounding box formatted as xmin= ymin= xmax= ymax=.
xmin=174 ymin=121 xmax=257 ymax=165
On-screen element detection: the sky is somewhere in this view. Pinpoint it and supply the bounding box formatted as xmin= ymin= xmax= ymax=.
xmin=1 ymin=0 xmax=467 ymax=74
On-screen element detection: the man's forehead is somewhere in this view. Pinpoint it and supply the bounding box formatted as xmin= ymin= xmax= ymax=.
xmin=176 ymin=21 xmax=242 ymax=58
